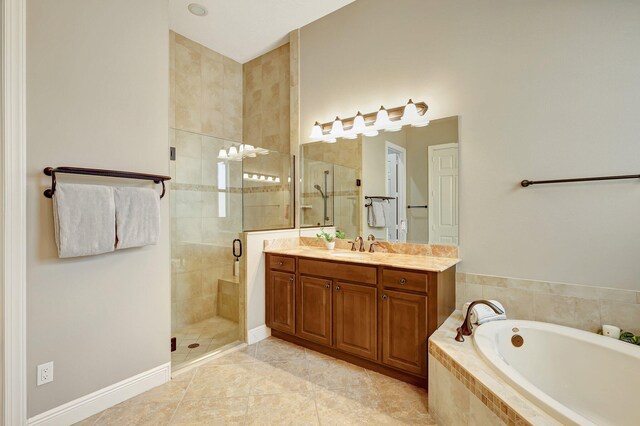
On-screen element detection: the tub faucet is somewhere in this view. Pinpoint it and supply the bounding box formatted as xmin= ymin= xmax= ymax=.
xmin=455 ymin=300 xmax=504 ymax=342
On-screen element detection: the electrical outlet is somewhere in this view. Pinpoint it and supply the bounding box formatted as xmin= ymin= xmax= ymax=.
xmin=37 ymin=362 xmax=54 ymax=386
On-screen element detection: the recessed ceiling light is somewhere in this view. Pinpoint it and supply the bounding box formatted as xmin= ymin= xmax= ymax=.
xmin=188 ymin=3 xmax=208 ymax=16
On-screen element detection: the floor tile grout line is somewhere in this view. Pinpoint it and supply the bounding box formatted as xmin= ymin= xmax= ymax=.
xmin=167 ymin=367 xmax=198 ymax=425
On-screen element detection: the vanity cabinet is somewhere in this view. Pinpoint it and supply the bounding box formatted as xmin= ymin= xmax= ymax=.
xmin=334 ymin=281 xmax=378 ymax=360
xmin=381 ymin=289 xmax=427 ymax=375
xmin=265 ymin=253 xmax=455 ymax=387
xmin=267 ymin=270 xmax=296 ymax=334
xmin=297 ymin=276 xmax=332 ymax=345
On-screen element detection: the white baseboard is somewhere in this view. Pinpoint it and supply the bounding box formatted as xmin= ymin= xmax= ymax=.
xmin=248 ymin=325 xmax=270 ymax=344
xmin=27 ymin=362 xmax=171 ymax=426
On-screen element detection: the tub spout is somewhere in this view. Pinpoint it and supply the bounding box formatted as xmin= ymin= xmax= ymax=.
xmin=455 ymin=300 xmax=504 ymax=342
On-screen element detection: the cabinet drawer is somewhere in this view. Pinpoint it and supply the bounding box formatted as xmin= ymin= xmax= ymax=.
xmin=382 ymin=268 xmax=429 ymax=293
xmin=299 ymin=258 xmax=376 ymax=285
xmin=269 ymin=255 xmax=296 ymax=272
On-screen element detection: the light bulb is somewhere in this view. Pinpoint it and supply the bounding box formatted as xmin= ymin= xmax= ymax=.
xmin=267 ymin=176 xmax=274 ymax=182
xmin=330 ymin=116 xmax=344 ymax=138
xmin=243 ymin=173 xmax=249 ymax=179
xmin=386 ymin=124 xmax=403 ymax=132
xmin=275 ymin=177 xmax=281 ymax=183
xmin=252 ymin=174 xmax=258 ymax=180
xmin=259 ymin=175 xmax=266 ymax=181
xmin=374 ymin=106 xmax=391 ymax=129
xmin=352 ymin=112 xmax=366 ymax=134
xmin=401 ymin=99 xmax=419 ymax=125
xmin=309 ymin=121 xmax=324 ymax=140
xmin=217 ymin=149 xmax=228 ymax=159
xmin=323 ymin=137 xmax=337 ymax=143
xmin=228 ymin=146 xmax=238 ymax=157
xmin=363 ymin=128 xmax=379 ymax=137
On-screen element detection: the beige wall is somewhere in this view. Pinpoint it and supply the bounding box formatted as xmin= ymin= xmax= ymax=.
xmin=243 ymin=43 xmax=291 ymax=154
xmin=300 ymin=0 xmax=640 ymax=291
xmin=27 ymin=0 xmax=169 ymax=417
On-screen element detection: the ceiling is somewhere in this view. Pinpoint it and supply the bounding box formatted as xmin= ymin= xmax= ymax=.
xmin=169 ymin=0 xmax=354 ymax=64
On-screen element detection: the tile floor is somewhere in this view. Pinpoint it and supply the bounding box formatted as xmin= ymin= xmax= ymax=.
xmin=75 ymin=337 xmax=435 ymax=425
xmin=172 ymin=316 xmax=240 ymax=369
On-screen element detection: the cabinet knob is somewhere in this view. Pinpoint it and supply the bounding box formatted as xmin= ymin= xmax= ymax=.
xmin=278 ymin=261 xmax=284 ymax=266
xmin=399 ymin=278 xmax=406 ymax=285
xmin=382 ymin=294 xmax=388 ymax=300
xmin=324 ymin=284 xmax=330 ymax=289
xmin=335 ymin=286 xmax=341 ymax=291
xmin=289 ymin=277 xmax=294 ymax=282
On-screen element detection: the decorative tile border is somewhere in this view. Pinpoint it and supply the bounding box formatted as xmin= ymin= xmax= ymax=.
xmin=429 ymin=342 xmax=532 ymax=426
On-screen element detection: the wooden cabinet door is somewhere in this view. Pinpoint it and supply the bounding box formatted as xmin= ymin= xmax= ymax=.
xmin=268 ymin=271 xmax=296 ymax=335
xmin=334 ymin=281 xmax=378 ymax=360
xmin=381 ymin=289 xmax=427 ymax=376
xmin=296 ymin=275 xmax=332 ymax=345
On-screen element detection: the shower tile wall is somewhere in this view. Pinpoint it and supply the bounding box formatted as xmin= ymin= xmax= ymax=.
xmin=243 ymin=43 xmax=290 ymax=154
xmin=170 ymin=31 xmax=243 ymax=332
xmin=170 ymin=31 xmax=242 ymax=140
xmin=242 ymin=43 xmax=293 ymax=230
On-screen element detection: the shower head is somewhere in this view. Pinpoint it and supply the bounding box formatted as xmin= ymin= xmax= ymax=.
xmin=314 ymin=184 xmax=326 ymax=199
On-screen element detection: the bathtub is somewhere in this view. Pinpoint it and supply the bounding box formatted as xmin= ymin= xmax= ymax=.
xmin=474 ymin=320 xmax=640 ymax=426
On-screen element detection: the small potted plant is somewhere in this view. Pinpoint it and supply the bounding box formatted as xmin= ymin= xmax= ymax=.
xmin=316 ymin=229 xmax=346 ymax=250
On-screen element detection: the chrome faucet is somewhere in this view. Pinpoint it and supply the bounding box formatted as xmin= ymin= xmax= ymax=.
xmin=454 ymin=300 xmax=504 ymax=342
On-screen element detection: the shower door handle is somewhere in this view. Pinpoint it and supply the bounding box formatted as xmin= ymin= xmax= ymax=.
xmin=232 ymin=239 xmax=242 ymax=259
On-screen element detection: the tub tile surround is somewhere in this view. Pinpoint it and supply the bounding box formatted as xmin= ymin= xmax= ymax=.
xmin=428 ymin=314 xmax=559 ymax=426
xmin=457 ymin=272 xmax=640 ymax=334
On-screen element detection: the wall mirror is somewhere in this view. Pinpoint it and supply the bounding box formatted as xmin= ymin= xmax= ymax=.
xmin=300 ymin=116 xmax=459 ymax=246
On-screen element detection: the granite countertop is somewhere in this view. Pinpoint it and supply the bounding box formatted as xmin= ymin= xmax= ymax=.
xmin=263 ymin=246 xmax=460 ymax=273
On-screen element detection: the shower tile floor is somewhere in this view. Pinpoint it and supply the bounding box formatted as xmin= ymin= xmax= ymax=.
xmin=172 ymin=316 xmax=240 ymax=369
xmin=75 ymin=336 xmax=434 ymax=425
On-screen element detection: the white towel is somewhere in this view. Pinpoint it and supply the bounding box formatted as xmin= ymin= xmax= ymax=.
xmin=114 ymin=187 xmax=160 ymax=249
xmin=463 ymin=300 xmax=507 ymax=325
xmin=53 ymin=183 xmax=116 ymax=258
xmin=367 ymin=200 xmax=388 ymax=228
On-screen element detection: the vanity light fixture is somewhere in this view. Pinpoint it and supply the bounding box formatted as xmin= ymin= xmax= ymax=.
xmin=217 ymin=144 xmax=270 ymax=161
xmin=309 ymin=121 xmax=324 ymax=139
xmin=243 ymin=173 xmax=281 ymax=183
xmin=330 ymin=116 xmax=344 ymax=138
xmin=309 ymin=99 xmax=428 ymax=141
xmin=188 ymin=3 xmax=208 ymax=16
xmin=352 ymin=112 xmax=366 ymax=133
xmin=374 ymin=106 xmax=392 ymax=129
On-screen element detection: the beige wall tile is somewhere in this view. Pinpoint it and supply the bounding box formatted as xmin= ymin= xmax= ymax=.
xmin=600 ymin=300 xmax=640 ymax=334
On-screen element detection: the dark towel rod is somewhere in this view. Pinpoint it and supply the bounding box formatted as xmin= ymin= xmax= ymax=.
xmin=521 ymin=174 xmax=640 ymax=187
xmin=365 ymin=196 xmax=396 ymax=200
xmin=407 ymin=205 xmax=428 ymax=209
xmin=43 ymin=166 xmax=172 ymax=199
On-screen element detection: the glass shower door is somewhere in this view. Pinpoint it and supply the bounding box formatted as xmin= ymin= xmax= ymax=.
xmin=170 ymin=129 xmax=243 ymax=369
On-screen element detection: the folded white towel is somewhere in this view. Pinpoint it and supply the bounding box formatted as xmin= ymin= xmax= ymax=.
xmin=114 ymin=187 xmax=160 ymax=249
xmin=463 ymin=300 xmax=507 ymax=325
xmin=367 ymin=200 xmax=388 ymax=228
xmin=53 ymin=183 xmax=116 ymax=258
